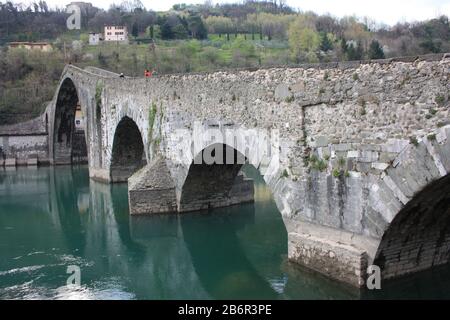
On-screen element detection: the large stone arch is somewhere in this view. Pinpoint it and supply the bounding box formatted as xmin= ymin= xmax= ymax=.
xmin=51 ymin=77 xmax=88 ymax=165
xmin=371 ymin=126 xmax=450 ymax=280
xmin=110 ymin=116 xmax=147 ymax=182
xmin=128 ymin=121 xmax=284 ymax=215
xmin=165 ymin=122 xmax=283 ymax=212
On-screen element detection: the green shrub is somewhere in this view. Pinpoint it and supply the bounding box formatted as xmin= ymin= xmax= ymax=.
xmin=148 ymin=102 xmax=157 ymax=142
xmin=285 ymin=95 xmax=295 ymax=103
xmin=310 ymin=157 xmax=327 ymax=171
xmin=333 ymin=169 xmax=341 ymax=178
xmin=435 ymin=95 xmax=445 ymax=106
xmin=409 ymin=136 xmax=419 ymax=147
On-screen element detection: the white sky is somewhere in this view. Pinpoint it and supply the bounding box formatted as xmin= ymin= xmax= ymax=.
xmin=11 ymin=0 xmax=450 ymax=26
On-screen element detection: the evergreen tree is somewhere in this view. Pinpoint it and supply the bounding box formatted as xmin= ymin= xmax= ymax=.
xmin=368 ymin=40 xmax=385 ymax=59
xmin=346 ymin=40 xmax=364 ymax=60
xmin=149 ymin=25 xmax=154 ymax=39
xmin=160 ymin=20 xmax=174 ymax=40
xmin=340 ymin=38 xmax=348 ymax=53
xmin=319 ymin=32 xmax=333 ymax=51
xmin=355 ymin=40 xmax=364 ymax=59
xmin=187 ymin=15 xmax=208 ymax=40
xmin=131 ymin=22 xmax=139 ymax=38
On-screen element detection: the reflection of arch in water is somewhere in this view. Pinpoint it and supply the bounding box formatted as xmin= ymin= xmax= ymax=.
xmin=180 ymin=203 xmax=278 ymax=299
xmin=108 ymin=183 xmax=147 ymax=261
xmin=128 ymin=214 xmax=212 ymax=299
xmin=50 ymin=166 xmax=89 ymax=254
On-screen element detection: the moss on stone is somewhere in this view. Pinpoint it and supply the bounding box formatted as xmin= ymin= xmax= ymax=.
xmin=148 ymin=102 xmax=157 ymax=144
xmin=95 ymin=81 xmax=103 ymax=118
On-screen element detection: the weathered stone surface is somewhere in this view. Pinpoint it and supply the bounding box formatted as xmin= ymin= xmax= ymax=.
xmin=285 ymin=219 xmax=378 ymax=287
xmin=274 ymin=83 xmax=292 ymax=101
xmin=4 ymin=158 xmax=16 ymax=167
xmin=128 ymin=157 xmax=177 ymax=214
xmin=27 ymin=157 xmax=38 ymax=166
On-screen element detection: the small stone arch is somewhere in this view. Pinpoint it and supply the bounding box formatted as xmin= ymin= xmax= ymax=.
xmin=166 ymin=122 xmax=283 ymax=213
xmin=110 ymin=116 xmax=147 ymax=182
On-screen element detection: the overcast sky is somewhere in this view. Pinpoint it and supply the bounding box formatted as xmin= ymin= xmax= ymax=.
xmin=11 ymin=0 xmax=450 ymax=26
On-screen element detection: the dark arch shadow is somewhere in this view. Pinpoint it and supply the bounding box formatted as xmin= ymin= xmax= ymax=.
xmin=110 ymin=116 xmax=146 ymax=182
xmin=53 ymin=78 xmax=87 ymax=165
xmin=51 ymin=165 xmax=89 ymax=255
xmin=179 ymin=143 xmax=253 ymax=212
xmin=374 ymin=174 xmax=450 ymax=281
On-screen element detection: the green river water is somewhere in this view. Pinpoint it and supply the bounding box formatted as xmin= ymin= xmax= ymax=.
xmin=0 ymin=165 xmax=449 ymax=299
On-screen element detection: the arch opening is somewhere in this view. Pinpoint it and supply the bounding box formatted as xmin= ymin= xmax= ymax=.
xmin=53 ymin=78 xmax=87 ymax=164
xmin=374 ymin=174 xmax=450 ymax=280
xmin=110 ymin=116 xmax=147 ymax=182
xmin=179 ymin=143 xmax=254 ymax=212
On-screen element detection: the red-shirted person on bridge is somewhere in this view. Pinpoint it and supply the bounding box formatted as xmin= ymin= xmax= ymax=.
xmin=144 ymin=69 xmax=152 ymax=78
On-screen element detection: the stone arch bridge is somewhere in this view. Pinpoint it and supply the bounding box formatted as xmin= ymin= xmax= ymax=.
xmin=42 ymin=55 xmax=450 ymax=287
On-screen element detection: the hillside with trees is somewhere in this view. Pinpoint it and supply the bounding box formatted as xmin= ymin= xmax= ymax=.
xmin=0 ymin=0 xmax=449 ymax=124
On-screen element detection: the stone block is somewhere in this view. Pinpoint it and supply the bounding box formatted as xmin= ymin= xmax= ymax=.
xmin=314 ymin=136 xmax=329 ymax=148
xmin=5 ymin=158 xmax=16 ymax=167
xmin=274 ymin=83 xmax=291 ymax=101
xmin=27 ymin=157 xmax=38 ymax=166
xmin=381 ymin=139 xmax=409 ymax=153
xmin=128 ymin=157 xmax=177 ymax=215
xmin=356 ymin=162 xmax=371 ymax=173
xmin=332 ymin=144 xmax=351 ymax=152
xmin=347 ymin=150 xmax=360 ymax=158
xmin=371 ymin=162 xmax=389 ymax=171
xmin=285 ymin=219 xmax=377 ymax=287
xmin=358 ymin=150 xmax=379 ymax=163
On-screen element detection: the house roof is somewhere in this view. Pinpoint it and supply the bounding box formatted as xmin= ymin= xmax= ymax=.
xmin=8 ymin=42 xmax=51 ymax=46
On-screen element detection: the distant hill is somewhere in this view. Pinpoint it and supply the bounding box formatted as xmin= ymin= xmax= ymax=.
xmin=0 ymin=0 xmax=449 ymax=125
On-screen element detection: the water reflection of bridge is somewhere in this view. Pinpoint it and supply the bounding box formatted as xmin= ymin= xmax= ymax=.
xmin=6 ymin=166 xmax=448 ymax=299
xmin=45 ymin=166 xmax=281 ymax=299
